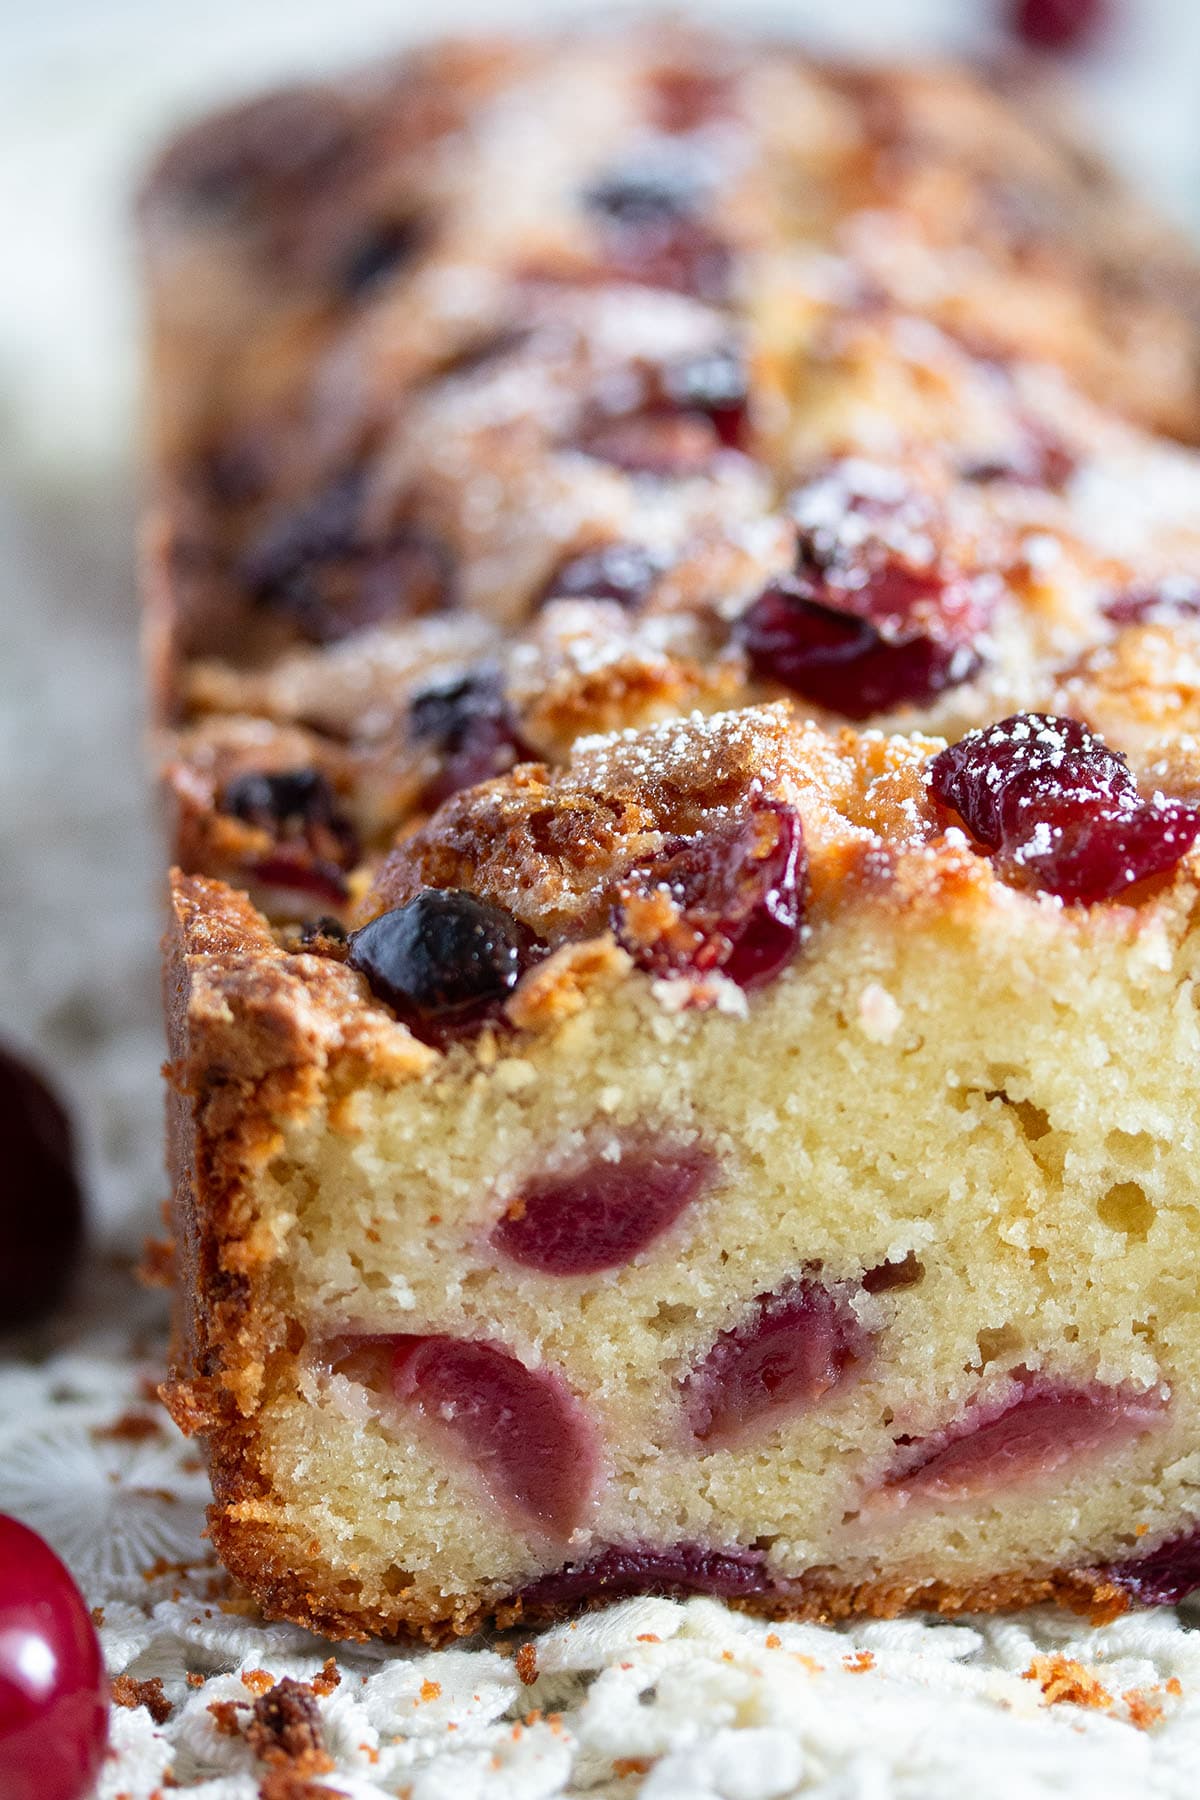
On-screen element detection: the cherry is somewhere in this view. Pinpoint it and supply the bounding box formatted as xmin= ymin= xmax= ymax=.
xmin=541 ymin=541 xmax=661 ymax=610
xmin=0 ymin=1044 xmax=84 ymax=1330
xmin=929 ymin=713 xmax=1200 ymax=903
xmin=742 ymin=561 xmax=982 ymax=719
xmin=389 ymin=1337 xmax=597 ymax=1537
xmin=577 ymin=346 xmax=749 ymax=475
xmin=491 ymin=1141 xmax=713 ymax=1274
xmin=582 ymin=154 xmax=731 ymax=302
xmin=883 ymin=1378 xmax=1163 ymax=1502
xmin=1102 ymin=1527 xmax=1200 ymax=1606
xmin=243 ymin=473 xmax=450 ymax=642
xmin=407 ymin=668 xmax=533 ymax=809
xmin=511 ymin=1542 xmax=768 ymax=1610
xmin=682 ymin=1275 xmax=869 ymax=1445
xmin=220 ymin=766 xmax=360 ymax=903
xmin=1007 ymin=0 xmax=1110 ymax=55
xmin=346 ymin=891 xmax=538 ymax=1044
xmin=0 ymin=1515 xmax=108 ymax=1800
xmin=613 ymin=800 xmax=806 ymax=991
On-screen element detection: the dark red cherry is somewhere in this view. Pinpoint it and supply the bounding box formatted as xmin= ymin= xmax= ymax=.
xmin=1007 ymin=0 xmax=1110 ymax=54
xmin=390 ymin=1337 xmax=597 ymax=1537
xmin=407 ymin=667 xmax=533 ymax=808
xmin=511 ymin=1542 xmax=768 ymax=1610
xmin=682 ymin=1276 xmax=870 ymax=1446
xmin=541 ymin=541 xmax=661 ymax=610
xmin=347 ymin=891 xmax=538 ymax=1044
xmin=613 ymin=800 xmax=806 ymax=991
xmin=491 ymin=1141 xmax=713 ymax=1274
xmin=930 ymin=714 xmax=1134 ymax=852
xmin=582 ymin=154 xmax=731 ymax=302
xmin=1101 ymin=1526 xmax=1200 ymax=1606
xmin=0 ymin=1044 xmax=84 ymax=1330
xmin=658 ymin=347 xmax=749 ymax=451
xmin=742 ymin=565 xmax=982 ymax=719
xmin=221 ymin=765 xmax=360 ymax=901
xmin=0 ymin=1515 xmax=108 ymax=1800
xmin=883 ymin=1378 xmax=1163 ymax=1502
xmin=243 ymin=473 xmax=451 ymax=642
xmin=929 ymin=713 xmax=1200 ymax=903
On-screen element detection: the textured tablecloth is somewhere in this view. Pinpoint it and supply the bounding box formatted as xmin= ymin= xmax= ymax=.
xmin=4 ymin=3 xmax=1200 ymax=1795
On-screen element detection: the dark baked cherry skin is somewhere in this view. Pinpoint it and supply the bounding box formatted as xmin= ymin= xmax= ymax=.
xmin=220 ymin=766 xmax=360 ymax=905
xmin=0 ymin=1044 xmax=84 ymax=1330
xmin=242 ymin=472 xmax=451 ymax=643
xmin=742 ymin=564 xmax=982 ymax=719
xmin=577 ymin=347 xmax=750 ymax=476
xmin=682 ymin=1276 xmax=870 ymax=1447
xmin=541 ymin=541 xmax=661 ymax=610
xmin=389 ymin=1337 xmax=597 ymax=1538
xmin=613 ymin=800 xmax=806 ymax=992
xmin=347 ymin=890 xmax=538 ymax=1045
xmin=1007 ymin=0 xmax=1110 ymax=54
xmin=1100 ymin=1526 xmax=1200 ymax=1606
xmin=510 ymin=1542 xmax=769 ymax=1611
xmin=582 ymin=155 xmax=731 ymax=303
xmin=881 ymin=1378 xmax=1164 ymax=1504
xmin=929 ymin=713 xmax=1200 ymax=904
xmin=407 ymin=667 xmax=533 ymax=809
xmin=0 ymin=1515 xmax=108 ymax=1800
xmin=491 ymin=1141 xmax=713 ymax=1275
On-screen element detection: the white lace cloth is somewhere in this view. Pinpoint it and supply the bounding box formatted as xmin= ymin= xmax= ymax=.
xmin=1 ymin=1269 xmax=1199 ymax=1800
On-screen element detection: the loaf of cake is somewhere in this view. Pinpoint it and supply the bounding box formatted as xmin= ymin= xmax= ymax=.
xmin=150 ymin=26 xmax=1200 ymax=1640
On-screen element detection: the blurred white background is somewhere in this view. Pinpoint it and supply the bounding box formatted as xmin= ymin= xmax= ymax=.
xmin=1 ymin=0 xmax=1198 ymax=1252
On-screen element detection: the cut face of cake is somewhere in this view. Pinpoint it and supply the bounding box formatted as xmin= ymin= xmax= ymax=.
xmin=164 ymin=704 xmax=1200 ymax=1639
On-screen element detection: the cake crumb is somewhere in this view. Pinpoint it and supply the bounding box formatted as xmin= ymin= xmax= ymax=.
xmin=515 ymin=1642 xmax=540 ymax=1685
xmin=1023 ymin=1655 xmax=1113 ymax=1711
xmin=246 ymin=1677 xmax=334 ymax=1775
xmin=111 ymin=1674 xmax=172 ymax=1725
xmin=844 ymin=1650 xmax=876 ymax=1673
xmin=1123 ymin=1687 xmax=1167 ymax=1729
xmin=241 ymin=1668 xmax=276 ymax=1697
xmin=419 ymin=1678 xmax=442 ymax=1703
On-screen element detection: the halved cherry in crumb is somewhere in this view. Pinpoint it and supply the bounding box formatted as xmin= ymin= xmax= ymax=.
xmin=510 ymin=1542 xmax=769 ymax=1611
xmin=613 ymin=799 xmax=806 ymax=992
xmin=1100 ymin=1526 xmax=1200 ymax=1606
xmin=350 ymin=1336 xmax=599 ymax=1538
xmin=682 ymin=1275 xmax=871 ymax=1446
xmin=879 ymin=1374 xmax=1166 ymax=1506
xmin=492 ymin=1141 xmax=713 ymax=1275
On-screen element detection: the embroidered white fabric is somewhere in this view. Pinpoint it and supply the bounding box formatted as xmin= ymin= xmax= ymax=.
xmin=1 ymin=1271 xmax=1199 ymax=1799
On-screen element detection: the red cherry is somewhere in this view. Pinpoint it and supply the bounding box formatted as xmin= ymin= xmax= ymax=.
xmin=1007 ymin=0 xmax=1110 ymax=54
xmin=682 ymin=1275 xmax=870 ymax=1445
xmin=0 ymin=1516 xmax=108 ymax=1800
xmin=0 ymin=1043 xmax=84 ymax=1330
xmin=491 ymin=1141 xmax=713 ymax=1274
xmin=389 ymin=1336 xmax=598 ymax=1537
xmin=882 ymin=1378 xmax=1164 ymax=1502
